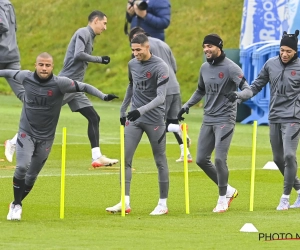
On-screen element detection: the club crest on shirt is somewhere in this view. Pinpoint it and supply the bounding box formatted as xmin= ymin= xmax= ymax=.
xmin=146 ymin=72 xmax=151 ymax=78
xmin=219 ymin=72 xmax=224 ymax=79
xmin=291 ymin=71 xmax=296 ymax=76
xmin=47 ymin=90 xmax=53 ymax=96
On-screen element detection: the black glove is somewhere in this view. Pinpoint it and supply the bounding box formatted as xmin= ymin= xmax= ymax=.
xmin=104 ymin=94 xmax=119 ymax=101
xmin=224 ymin=92 xmax=238 ymax=102
xmin=127 ymin=110 xmax=140 ymax=121
xmin=177 ymin=107 xmax=189 ymax=121
xmin=120 ymin=117 xmax=126 ymax=126
xmin=101 ymin=56 xmax=110 ymax=64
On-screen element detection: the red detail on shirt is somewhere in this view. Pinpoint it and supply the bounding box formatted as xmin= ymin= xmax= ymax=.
xmin=291 ymin=71 xmax=296 ymax=76
xmin=238 ymin=74 xmax=244 ymax=78
xmin=146 ymin=72 xmax=151 ymax=78
xmin=21 ymin=133 xmax=26 ymax=138
xmin=125 ymin=120 xmax=130 ymax=126
xmin=47 ymin=90 xmax=53 ymax=96
xmin=71 ymin=81 xmax=75 ymax=86
xmin=219 ymin=72 xmax=224 ymax=79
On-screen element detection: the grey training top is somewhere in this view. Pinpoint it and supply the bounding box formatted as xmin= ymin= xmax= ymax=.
xmin=148 ymin=37 xmax=180 ymax=95
xmin=0 ymin=69 xmax=106 ymax=140
xmin=251 ymin=56 xmax=300 ymax=123
xmin=183 ymin=57 xmax=252 ymax=124
xmin=59 ymin=25 xmax=105 ymax=81
xmin=120 ymin=54 xmax=169 ymax=125
xmin=0 ymin=0 xmax=20 ymax=63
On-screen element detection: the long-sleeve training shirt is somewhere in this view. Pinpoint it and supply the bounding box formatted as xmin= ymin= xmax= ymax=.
xmin=59 ymin=26 xmax=104 ymax=81
xmin=0 ymin=0 xmax=20 ymax=63
xmin=148 ymin=37 xmax=180 ymax=95
xmin=0 ymin=69 xmax=106 ymax=140
xmin=120 ymin=54 xmax=169 ymax=125
xmin=183 ymin=57 xmax=252 ymax=124
xmin=251 ymin=56 xmax=300 ymax=123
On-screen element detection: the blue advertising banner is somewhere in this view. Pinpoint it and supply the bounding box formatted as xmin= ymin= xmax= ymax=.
xmin=240 ymin=0 xmax=300 ymax=49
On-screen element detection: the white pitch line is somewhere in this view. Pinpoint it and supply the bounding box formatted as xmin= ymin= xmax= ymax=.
xmin=0 ymin=141 xmax=180 ymax=146
xmin=0 ymin=167 xmax=261 ymax=179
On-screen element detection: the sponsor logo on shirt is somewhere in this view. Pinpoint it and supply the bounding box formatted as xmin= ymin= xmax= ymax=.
xmin=219 ymin=72 xmax=224 ymax=79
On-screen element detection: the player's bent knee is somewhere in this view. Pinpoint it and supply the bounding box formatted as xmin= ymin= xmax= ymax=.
xmin=166 ymin=118 xmax=179 ymax=126
xmin=14 ymin=165 xmax=29 ymax=179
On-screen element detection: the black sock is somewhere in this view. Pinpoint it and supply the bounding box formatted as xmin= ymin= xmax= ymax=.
xmin=22 ymin=184 xmax=34 ymax=201
xmin=13 ymin=176 xmax=25 ymax=206
xmin=78 ymin=106 xmax=100 ymax=148
xmin=173 ymin=132 xmax=183 ymax=145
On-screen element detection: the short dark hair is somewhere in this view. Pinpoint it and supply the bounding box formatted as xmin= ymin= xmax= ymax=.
xmin=129 ymin=27 xmax=145 ymax=42
xmin=88 ymin=10 xmax=106 ymax=22
xmin=131 ymin=33 xmax=149 ymax=45
xmin=37 ymin=52 xmax=53 ymax=60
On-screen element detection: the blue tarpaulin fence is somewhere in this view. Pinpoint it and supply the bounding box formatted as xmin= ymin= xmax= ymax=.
xmin=239 ymin=41 xmax=300 ymax=125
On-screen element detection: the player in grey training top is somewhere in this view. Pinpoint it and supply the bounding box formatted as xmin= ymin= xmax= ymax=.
xmin=4 ymin=10 xmax=118 ymax=168
xmin=106 ymin=34 xmax=170 ymax=215
xmin=178 ymin=34 xmax=252 ymax=213
xmin=0 ymin=0 xmax=22 ymax=98
xmin=0 ymin=0 xmax=24 ymax=162
xmin=0 ymin=52 xmax=118 ymax=221
xmin=248 ymin=30 xmax=300 ymax=210
xmin=128 ymin=27 xmax=193 ymax=163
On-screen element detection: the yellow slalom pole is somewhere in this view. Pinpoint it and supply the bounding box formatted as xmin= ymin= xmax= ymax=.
xmin=60 ymin=127 xmax=67 ymax=219
xmin=120 ymin=125 xmax=126 ymax=217
xmin=249 ymin=121 xmax=257 ymax=211
xmin=182 ymin=123 xmax=190 ymax=214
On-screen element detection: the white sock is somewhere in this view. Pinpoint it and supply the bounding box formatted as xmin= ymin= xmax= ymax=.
xmin=159 ymin=198 xmax=167 ymax=207
xmin=218 ymin=195 xmax=227 ymax=203
xmin=281 ymin=194 xmax=289 ymax=199
xmin=11 ymin=133 xmax=18 ymax=145
xmin=297 ymin=189 xmax=300 ymax=195
xmin=167 ymin=124 xmax=180 ymax=133
xmin=125 ymin=195 xmax=130 ymax=205
xmin=92 ymin=147 xmax=101 ymax=160
xmin=179 ymin=144 xmax=190 ymax=155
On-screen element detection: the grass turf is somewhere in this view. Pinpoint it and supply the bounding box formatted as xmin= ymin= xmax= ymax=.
xmin=0 ymin=96 xmax=300 ymax=249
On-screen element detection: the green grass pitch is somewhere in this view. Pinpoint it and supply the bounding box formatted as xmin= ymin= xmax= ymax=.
xmin=1 ymin=95 xmax=300 ymax=249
